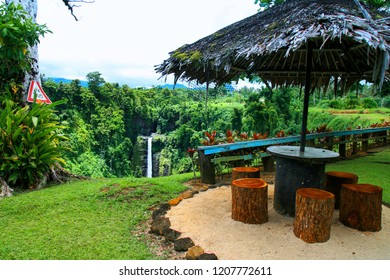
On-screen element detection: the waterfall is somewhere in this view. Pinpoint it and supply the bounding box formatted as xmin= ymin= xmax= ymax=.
xmin=147 ymin=136 xmax=153 ymax=178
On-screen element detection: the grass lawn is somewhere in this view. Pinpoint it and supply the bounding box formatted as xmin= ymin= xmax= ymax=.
xmin=326 ymin=146 xmax=390 ymax=205
xmin=0 ymin=147 xmax=388 ymax=260
xmin=308 ymin=107 xmax=390 ymax=130
xmin=0 ymin=173 xmax=191 ymax=260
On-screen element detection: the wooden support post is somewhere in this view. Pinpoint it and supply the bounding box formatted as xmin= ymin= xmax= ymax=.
xmin=262 ymin=156 xmax=275 ymax=172
xmin=382 ymin=131 xmax=388 ymax=146
xmin=293 ymin=188 xmax=335 ymax=243
xmin=232 ymin=167 xmax=260 ymax=181
xmin=339 ymin=136 xmax=347 ymax=158
xmin=326 ymin=136 xmax=334 ymax=151
xmin=325 ymin=171 xmax=358 ymax=209
xmin=340 ymin=184 xmax=382 ymax=232
xmin=231 ymin=178 xmax=268 ymax=224
xmin=352 ymin=135 xmax=358 ymax=155
xmin=198 ymin=150 xmax=215 ymax=184
xmin=362 ymin=133 xmax=369 ymax=152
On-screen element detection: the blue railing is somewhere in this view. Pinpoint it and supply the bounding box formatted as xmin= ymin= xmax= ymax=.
xmin=197 ymin=126 xmax=389 ymax=184
xmin=198 ymin=126 xmax=390 ymax=155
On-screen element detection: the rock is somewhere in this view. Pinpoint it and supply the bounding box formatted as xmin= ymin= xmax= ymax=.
xmin=163 ymin=228 xmax=181 ymax=241
xmin=193 ymin=185 xmax=208 ymax=193
xmin=179 ymin=190 xmax=194 ymax=200
xmin=150 ymin=217 xmax=171 ymax=235
xmin=186 ymin=246 xmax=205 ymax=260
xmin=198 ymin=253 xmax=218 ymax=260
xmin=169 ymin=197 xmax=182 ymax=206
xmin=152 ymin=203 xmax=171 ymax=221
xmin=174 ymin=237 xmax=195 ymax=251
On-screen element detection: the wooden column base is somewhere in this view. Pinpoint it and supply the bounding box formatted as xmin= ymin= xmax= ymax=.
xmin=340 ymin=184 xmax=382 ymax=232
xmin=293 ymin=188 xmax=335 ymax=243
xmin=325 ymin=171 xmax=358 ymax=209
xmin=231 ymin=167 xmax=260 ymax=181
xmin=231 ymin=178 xmax=268 ymax=224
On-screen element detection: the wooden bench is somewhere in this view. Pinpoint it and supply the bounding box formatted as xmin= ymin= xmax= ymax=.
xmin=199 ymin=152 xmax=273 ymax=184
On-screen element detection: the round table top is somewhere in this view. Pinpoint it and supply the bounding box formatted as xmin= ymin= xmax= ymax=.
xmin=267 ymin=146 xmax=339 ymax=163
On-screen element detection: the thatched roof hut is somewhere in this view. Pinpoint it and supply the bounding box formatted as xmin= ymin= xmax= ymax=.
xmin=156 ymin=0 xmax=390 ymax=90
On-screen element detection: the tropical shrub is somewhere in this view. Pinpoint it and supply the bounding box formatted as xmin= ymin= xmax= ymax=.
xmin=361 ymin=97 xmax=379 ymax=109
xmin=0 ymin=99 xmax=68 ymax=189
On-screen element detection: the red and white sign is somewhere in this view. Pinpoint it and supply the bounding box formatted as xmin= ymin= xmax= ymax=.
xmin=27 ymin=81 xmax=52 ymax=104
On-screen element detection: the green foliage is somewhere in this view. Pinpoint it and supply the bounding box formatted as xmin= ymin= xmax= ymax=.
xmin=176 ymin=157 xmax=193 ymax=174
xmin=0 ymin=2 xmax=50 ymax=103
xmin=0 ymin=99 xmax=68 ymax=189
xmin=42 ymin=69 xmax=388 ymax=179
xmin=362 ymin=97 xmax=379 ymax=109
xmin=326 ymin=148 xmax=390 ymax=204
xmin=381 ymin=96 xmax=390 ymax=108
xmin=66 ymin=151 xmax=110 ymax=178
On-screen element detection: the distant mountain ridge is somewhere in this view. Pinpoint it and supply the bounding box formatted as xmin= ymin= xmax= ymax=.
xmin=45 ymin=77 xmax=187 ymax=89
xmin=46 ymin=77 xmax=89 ymax=87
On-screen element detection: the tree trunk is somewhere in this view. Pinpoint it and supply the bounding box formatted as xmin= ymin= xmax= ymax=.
xmin=340 ymin=184 xmax=382 ymax=232
xmin=231 ymin=178 xmax=268 ymax=224
xmin=231 ymin=167 xmax=260 ymax=181
xmin=293 ymin=188 xmax=335 ymax=243
xmin=6 ymin=0 xmax=40 ymax=104
xmin=325 ymin=171 xmax=358 ymax=209
xmin=0 ymin=177 xmax=14 ymax=198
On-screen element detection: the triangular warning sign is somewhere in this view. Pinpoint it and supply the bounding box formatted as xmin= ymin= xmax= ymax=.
xmin=27 ymin=81 xmax=52 ymax=104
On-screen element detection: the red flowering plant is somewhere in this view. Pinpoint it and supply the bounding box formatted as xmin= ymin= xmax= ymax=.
xmin=239 ymin=132 xmax=248 ymax=141
xmin=252 ymin=132 xmax=268 ymax=140
xmin=225 ymin=129 xmax=238 ymax=143
xmin=202 ymin=131 xmax=217 ymax=146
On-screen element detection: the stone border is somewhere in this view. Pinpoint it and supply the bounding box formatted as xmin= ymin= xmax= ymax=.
xmin=149 ymin=182 xmax=226 ymax=260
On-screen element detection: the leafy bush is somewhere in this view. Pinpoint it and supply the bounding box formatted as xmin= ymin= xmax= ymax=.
xmin=317 ymin=100 xmax=332 ymax=109
xmin=361 ymin=97 xmax=379 ymax=109
xmin=175 ymin=157 xmax=193 ymax=174
xmin=66 ymin=151 xmax=110 ymax=178
xmin=380 ymin=97 xmax=390 ymax=108
xmin=344 ymin=95 xmax=361 ymax=109
xmin=0 ymin=99 xmax=68 ymax=189
xmin=328 ymin=99 xmax=344 ymax=109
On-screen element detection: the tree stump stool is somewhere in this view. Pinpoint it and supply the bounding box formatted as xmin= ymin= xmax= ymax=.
xmin=293 ymin=188 xmax=335 ymax=243
xmin=231 ymin=167 xmax=260 ymax=181
xmin=231 ymin=178 xmax=268 ymax=224
xmin=340 ymin=184 xmax=382 ymax=232
xmin=325 ymin=171 xmax=358 ymax=209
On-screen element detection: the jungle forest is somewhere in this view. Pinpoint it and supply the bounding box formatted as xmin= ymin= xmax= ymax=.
xmin=1 ymin=0 xmax=389 ymax=193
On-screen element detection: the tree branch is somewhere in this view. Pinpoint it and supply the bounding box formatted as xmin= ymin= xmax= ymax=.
xmin=62 ymin=0 xmax=95 ymax=21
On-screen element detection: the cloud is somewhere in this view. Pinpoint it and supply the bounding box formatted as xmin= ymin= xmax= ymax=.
xmin=37 ymin=0 xmax=257 ymax=86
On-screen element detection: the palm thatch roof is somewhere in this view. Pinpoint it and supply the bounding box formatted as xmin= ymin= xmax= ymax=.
xmin=156 ymin=0 xmax=390 ymax=90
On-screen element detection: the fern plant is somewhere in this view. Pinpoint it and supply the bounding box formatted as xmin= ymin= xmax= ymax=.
xmin=0 ymin=98 xmax=68 ymax=189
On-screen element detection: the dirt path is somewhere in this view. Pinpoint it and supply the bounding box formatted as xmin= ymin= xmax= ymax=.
xmin=166 ymin=181 xmax=390 ymax=260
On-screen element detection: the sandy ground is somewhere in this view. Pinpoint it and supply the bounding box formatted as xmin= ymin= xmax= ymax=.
xmin=166 ymin=182 xmax=390 ymax=260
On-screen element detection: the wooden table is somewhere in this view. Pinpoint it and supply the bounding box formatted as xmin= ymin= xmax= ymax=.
xmin=267 ymin=146 xmax=339 ymax=217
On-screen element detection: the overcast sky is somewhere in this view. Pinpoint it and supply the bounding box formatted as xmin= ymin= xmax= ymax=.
xmin=35 ymin=0 xmax=257 ymax=87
